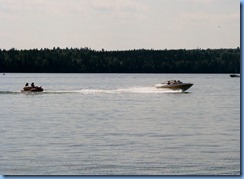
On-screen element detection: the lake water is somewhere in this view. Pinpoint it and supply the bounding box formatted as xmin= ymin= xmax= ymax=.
xmin=0 ymin=73 xmax=240 ymax=175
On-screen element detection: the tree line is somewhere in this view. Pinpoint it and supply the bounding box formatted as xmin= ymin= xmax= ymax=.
xmin=0 ymin=47 xmax=240 ymax=73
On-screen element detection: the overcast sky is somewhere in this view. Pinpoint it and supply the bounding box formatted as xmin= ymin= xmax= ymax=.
xmin=0 ymin=0 xmax=240 ymax=50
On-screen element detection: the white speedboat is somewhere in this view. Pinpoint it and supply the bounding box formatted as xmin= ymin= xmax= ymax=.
xmin=155 ymin=80 xmax=193 ymax=92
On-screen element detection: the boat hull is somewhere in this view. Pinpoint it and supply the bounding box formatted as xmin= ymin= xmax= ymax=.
xmin=230 ymin=74 xmax=240 ymax=78
xmin=22 ymin=86 xmax=44 ymax=92
xmin=156 ymin=83 xmax=193 ymax=92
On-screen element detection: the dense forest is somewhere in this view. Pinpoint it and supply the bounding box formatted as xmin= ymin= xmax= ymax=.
xmin=0 ymin=47 xmax=240 ymax=73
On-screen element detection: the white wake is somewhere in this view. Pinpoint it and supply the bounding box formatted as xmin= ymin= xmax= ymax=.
xmin=56 ymin=87 xmax=183 ymax=94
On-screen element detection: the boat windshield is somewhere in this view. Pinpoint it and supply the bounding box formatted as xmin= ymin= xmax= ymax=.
xmin=163 ymin=80 xmax=183 ymax=85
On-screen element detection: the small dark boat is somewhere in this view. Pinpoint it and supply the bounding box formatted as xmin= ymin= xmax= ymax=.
xmin=21 ymin=86 xmax=44 ymax=92
xmin=230 ymin=74 xmax=240 ymax=78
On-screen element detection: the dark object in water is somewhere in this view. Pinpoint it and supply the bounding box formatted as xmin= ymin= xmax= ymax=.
xmin=230 ymin=74 xmax=240 ymax=78
xmin=22 ymin=86 xmax=44 ymax=92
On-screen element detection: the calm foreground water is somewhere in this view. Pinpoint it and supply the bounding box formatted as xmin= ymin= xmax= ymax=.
xmin=0 ymin=73 xmax=240 ymax=175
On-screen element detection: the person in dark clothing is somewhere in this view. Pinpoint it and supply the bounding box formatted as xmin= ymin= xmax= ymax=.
xmin=31 ymin=82 xmax=35 ymax=87
xmin=25 ymin=83 xmax=29 ymax=86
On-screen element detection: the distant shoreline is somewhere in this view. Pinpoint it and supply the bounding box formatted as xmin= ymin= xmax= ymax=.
xmin=0 ymin=48 xmax=240 ymax=73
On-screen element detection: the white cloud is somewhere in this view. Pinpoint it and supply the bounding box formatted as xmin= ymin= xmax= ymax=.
xmin=87 ymin=0 xmax=149 ymax=22
xmin=180 ymin=0 xmax=219 ymax=4
xmin=170 ymin=10 xmax=240 ymax=49
xmin=175 ymin=11 xmax=239 ymax=27
xmin=0 ymin=0 xmax=89 ymax=17
xmin=90 ymin=0 xmax=148 ymax=12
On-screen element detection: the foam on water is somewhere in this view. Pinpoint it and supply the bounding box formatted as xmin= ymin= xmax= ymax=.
xmin=42 ymin=86 xmax=183 ymax=94
xmin=0 ymin=86 xmax=183 ymax=95
xmin=63 ymin=87 xmax=182 ymax=94
xmin=110 ymin=86 xmax=182 ymax=94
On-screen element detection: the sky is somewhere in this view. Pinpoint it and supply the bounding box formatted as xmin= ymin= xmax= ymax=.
xmin=0 ymin=0 xmax=240 ymax=50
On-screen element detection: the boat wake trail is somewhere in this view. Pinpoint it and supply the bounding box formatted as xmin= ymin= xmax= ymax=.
xmin=0 ymin=91 xmax=21 ymax=94
xmin=110 ymin=87 xmax=182 ymax=94
xmin=0 ymin=87 xmax=183 ymax=95
xmin=51 ymin=87 xmax=183 ymax=94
